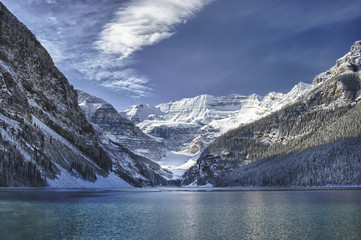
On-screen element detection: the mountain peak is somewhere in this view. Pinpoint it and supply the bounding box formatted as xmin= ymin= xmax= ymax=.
xmin=350 ymin=40 xmax=361 ymax=52
xmin=288 ymin=82 xmax=311 ymax=97
xmin=313 ymin=40 xmax=361 ymax=85
xmin=77 ymin=90 xmax=115 ymax=120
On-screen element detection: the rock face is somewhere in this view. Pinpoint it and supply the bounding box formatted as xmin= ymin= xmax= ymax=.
xmin=0 ymin=2 xmax=113 ymax=187
xmin=78 ymin=91 xmax=165 ymax=161
xmin=77 ymin=91 xmax=173 ymax=187
xmin=183 ymin=41 xmax=361 ymax=187
xmin=313 ymin=41 xmax=361 ymax=84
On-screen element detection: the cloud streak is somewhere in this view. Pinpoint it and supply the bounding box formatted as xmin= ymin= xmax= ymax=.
xmin=100 ymin=69 xmax=152 ymax=98
xmin=95 ymin=0 xmax=214 ymax=59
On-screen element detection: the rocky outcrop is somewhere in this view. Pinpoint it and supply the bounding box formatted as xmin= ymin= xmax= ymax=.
xmin=313 ymin=40 xmax=361 ymax=84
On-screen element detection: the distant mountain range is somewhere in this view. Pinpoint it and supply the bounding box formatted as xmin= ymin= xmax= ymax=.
xmin=0 ymin=1 xmax=360 ymax=188
xmin=120 ymin=81 xmax=310 ymax=174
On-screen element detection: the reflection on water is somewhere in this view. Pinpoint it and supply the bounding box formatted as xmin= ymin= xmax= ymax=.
xmin=0 ymin=189 xmax=361 ymax=240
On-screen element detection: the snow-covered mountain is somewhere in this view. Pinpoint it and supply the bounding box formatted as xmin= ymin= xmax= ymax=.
xmin=122 ymin=81 xmax=311 ymax=175
xmin=183 ymin=40 xmax=361 ymax=187
xmin=78 ymin=91 xmax=165 ymax=161
xmin=77 ymin=91 xmax=173 ymax=187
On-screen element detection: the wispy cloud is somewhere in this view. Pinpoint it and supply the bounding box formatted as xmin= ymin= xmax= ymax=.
xmin=100 ymin=69 xmax=152 ymax=98
xmin=95 ymin=0 xmax=214 ymax=59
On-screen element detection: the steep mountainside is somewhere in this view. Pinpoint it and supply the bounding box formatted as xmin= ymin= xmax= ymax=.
xmin=183 ymin=41 xmax=361 ymax=187
xmin=0 ymin=2 xmax=115 ymax=187
xmin=78 ymin=91 xmax=165 ymax=161
xmin=77 ymin=91 xmax=173 ymax=187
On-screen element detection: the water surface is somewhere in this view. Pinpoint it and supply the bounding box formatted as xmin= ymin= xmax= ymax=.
xmin=0 ymin=188 xmax=361 ymax=240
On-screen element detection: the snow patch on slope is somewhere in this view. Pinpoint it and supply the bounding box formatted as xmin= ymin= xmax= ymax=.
xmin=157 ymin=151 xmax=198 ymax=178
xmin=47 ymin=164 xmax=131 ymax=188
xmin=0 ymin=113 xmax=33 ymax=161
xmin=32 ymin=115 xmax=102 ymax=171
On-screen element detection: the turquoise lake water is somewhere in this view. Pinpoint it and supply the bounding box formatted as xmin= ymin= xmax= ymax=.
xmin=0 ymin=188 xmax=361 ymax=240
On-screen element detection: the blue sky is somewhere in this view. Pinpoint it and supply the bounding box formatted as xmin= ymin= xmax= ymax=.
xmin=3 ymin=0 xmax=361 ymax=110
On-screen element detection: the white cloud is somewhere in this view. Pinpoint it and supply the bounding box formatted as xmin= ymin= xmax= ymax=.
xmin=94 ymin=0 xmax=214 ymax=59
xmin=88 ymin=0 xmax=213 ymax=97
xmin=100 ymin=69 xmax=152 ymax=98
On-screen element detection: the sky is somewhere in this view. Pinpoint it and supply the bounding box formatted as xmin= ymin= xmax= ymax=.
xmin=2 ymin=0 xmax=361 ymax=110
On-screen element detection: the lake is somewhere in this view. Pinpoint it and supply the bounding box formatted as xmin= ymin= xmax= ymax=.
xmin=0 ymin=188 xmax=361 ymax=240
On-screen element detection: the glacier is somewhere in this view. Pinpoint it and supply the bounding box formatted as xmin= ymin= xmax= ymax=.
xmin=121 ymin=82 xmax=312 ymax=176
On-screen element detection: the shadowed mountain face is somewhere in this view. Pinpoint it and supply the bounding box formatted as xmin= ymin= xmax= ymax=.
xmin=182 ymin=41 xmax=361 ymax=187
xmin=0 ymin=1 xmax=175 ymax=187
xmin=0 ymin=1 xmax=114 ymax=186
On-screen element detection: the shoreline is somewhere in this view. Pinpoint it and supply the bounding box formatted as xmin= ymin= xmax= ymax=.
xmin=1 ymin=185 xmax=361 ymax=192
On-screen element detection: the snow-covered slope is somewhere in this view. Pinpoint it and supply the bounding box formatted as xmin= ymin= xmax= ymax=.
xmin=77 ymin=91 xmax=173 ymax=186
xmin=78 ymin=91 xmax=165 ymax=161
xmin=122 ymin=81 xmax=311 ymax=174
